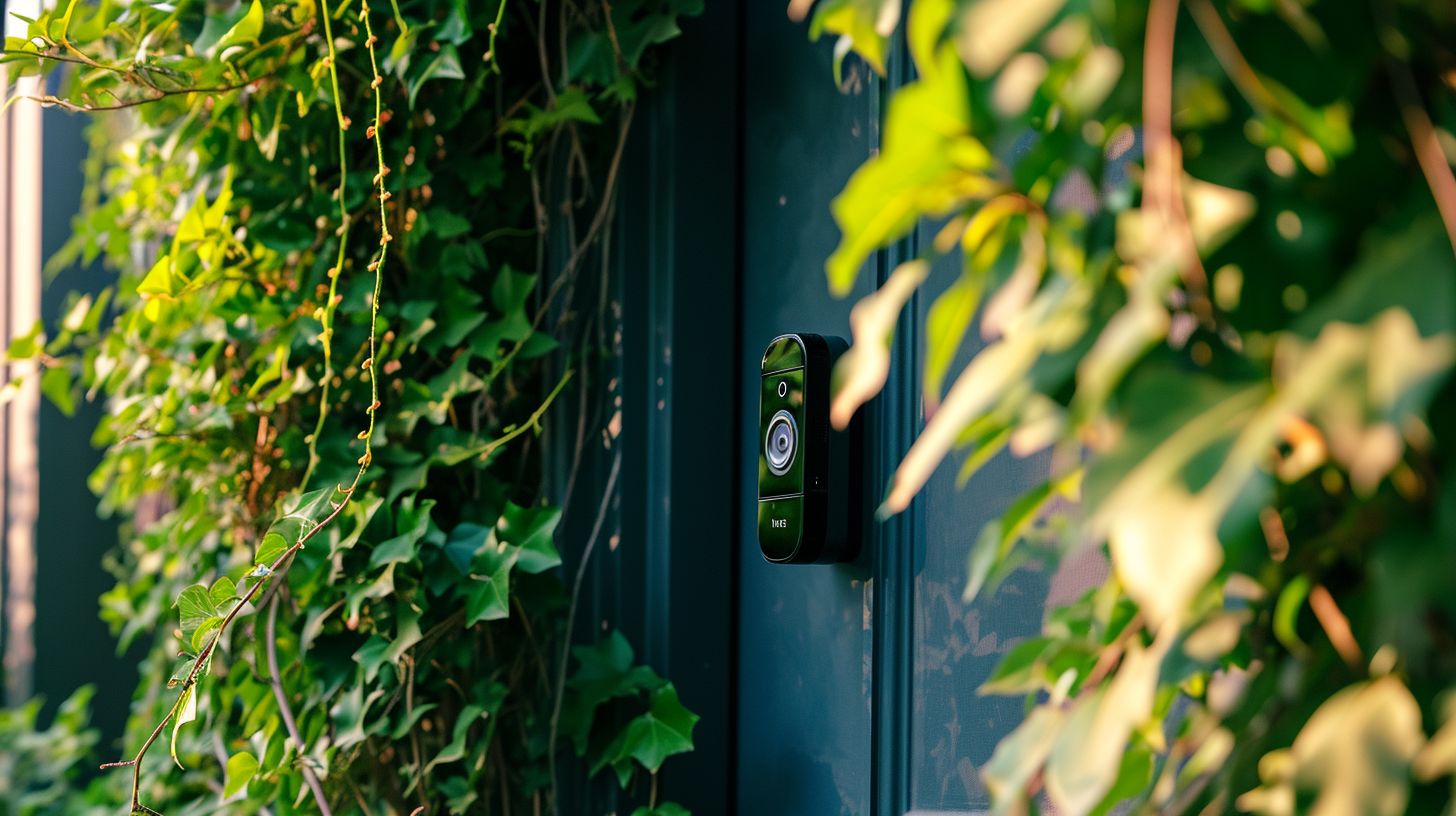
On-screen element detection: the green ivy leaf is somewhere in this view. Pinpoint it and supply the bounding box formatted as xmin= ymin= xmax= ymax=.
xmin=808 ymin=0 xmax=899 ymax=78
xmin=136 ymin=256 xmax=178 ymax=297
xmin=495 ymin=501 xmax=561 ymax=574
xmin=464 ymin=539 xmax=518 ymax=624
xmin=369 ymin=496 xmax=435 ymax=568
xmin=212 ymin=0 xmax=263 ymax=60
xmin=491 ymin=266 xmax=538 ymax=315
xmin=824 ymin=48 xmax=993 ymax=296
xmin=630 ymin=805 xmax=691 ymax=816
xmin=5 ymin=319 xmax=45 ymax=360
xmin=175 ymin=585 xmax=219 ymax=644
xmin=208 ymin=576 xmax=237 ymax=609
xmin=611 ymin=683 xmax=699 ymax=775
xmin=40 ymin=366 xmax=76 ymax=416
xmin=408 ymin=44 xmax=465 ymax=108
xmin=222 ymin=751 xmax=258 ymax=799
xmin=257 ymin=487 xmax=344 ymax=568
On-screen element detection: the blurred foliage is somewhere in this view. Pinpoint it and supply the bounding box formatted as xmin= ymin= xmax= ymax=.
xmin=0 ymin=687 xmax=112 ymax=815
xmin=1 ymin=0 xmax=699 ymax=813
xmin=811 ymin=0 xmax=1456 ymax=813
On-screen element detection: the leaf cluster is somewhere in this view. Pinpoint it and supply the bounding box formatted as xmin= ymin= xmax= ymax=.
xmin=810 ymin=0 xmax=1456 ymax=813
xmin=2 ymin=0 xmax=701 ymax=812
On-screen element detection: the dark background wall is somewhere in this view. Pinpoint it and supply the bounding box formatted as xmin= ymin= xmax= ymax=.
xmin=33 ymin=106 xmax=133 ymax=750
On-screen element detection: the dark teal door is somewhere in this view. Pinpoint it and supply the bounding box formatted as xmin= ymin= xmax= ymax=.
xmin=735 ymin=7 xmax=878 ymax=813
xmin=732 ymin=8 xmax=1099 ymax=815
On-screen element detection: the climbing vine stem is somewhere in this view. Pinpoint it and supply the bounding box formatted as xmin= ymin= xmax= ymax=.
xmin=303 ymin=0 xmax=354 ymax=489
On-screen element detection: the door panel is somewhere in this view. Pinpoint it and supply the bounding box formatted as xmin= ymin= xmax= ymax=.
xmin=733 ymin=13 xmax=1105 ymax=816
xmin=736 ymin=7 xmax=880 ymax=815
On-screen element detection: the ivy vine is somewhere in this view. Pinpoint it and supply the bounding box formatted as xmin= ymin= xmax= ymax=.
xmin=2 ymin=0 xmax=701 ymax=814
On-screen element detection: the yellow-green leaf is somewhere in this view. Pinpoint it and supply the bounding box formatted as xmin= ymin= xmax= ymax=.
xmin=170 ymin=685 xmax=198 ymax=769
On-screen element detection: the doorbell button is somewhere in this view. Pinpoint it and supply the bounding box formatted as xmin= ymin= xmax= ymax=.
xmin=757 ymin=496 xmax=803 ymax=562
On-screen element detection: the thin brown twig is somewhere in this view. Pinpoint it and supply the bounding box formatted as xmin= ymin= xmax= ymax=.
xmin=105 ymin=469 xmax=365 ymax=813
xmin=1186 ymin=0 xmax=1286 ymax=121
xmin=1309 ymin=584 xmax=1363 ymax=669
xmin=491 ymin=104 xmax=634 ymax=381
xmin=12 ymin=77 xmax=253 ymax=112
xmin=547 ymin=450 xmax=621 ymax=816
xmin=1375 ymin=3 xmax=1456 ymax=253
xmin=267 ymin=596 xmax=334 ymax=815
xmin=1143 ymin=0 xmax=1212 ymax=322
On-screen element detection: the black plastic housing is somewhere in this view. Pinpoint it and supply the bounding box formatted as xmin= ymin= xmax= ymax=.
xmin=756 ymin=333 xmax=860 ymax=563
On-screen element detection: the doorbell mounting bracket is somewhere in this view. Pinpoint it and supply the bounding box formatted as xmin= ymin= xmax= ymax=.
xmin=757 ymin=333 xmax=860 ymax=564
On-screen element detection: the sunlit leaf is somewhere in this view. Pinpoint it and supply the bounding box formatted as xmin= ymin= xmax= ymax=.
xmin=830 ymin=260 xmax=929 ymax=429
xmin=222 ymin=751 xmax=257 ymax=799
xmin=955 ymin=0 xmax=1065 ymax=77
xmin=1239 ymin=678 xmax=1425 ymax=816
xmin=984 ymin=704 xmax=1064 ymax=814
xmin=1044 ymin=635 xmax=1166 ymax=816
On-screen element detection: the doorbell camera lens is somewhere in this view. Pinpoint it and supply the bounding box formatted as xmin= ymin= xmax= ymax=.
xmin=765 ymin=410 xmax=797 ymax=475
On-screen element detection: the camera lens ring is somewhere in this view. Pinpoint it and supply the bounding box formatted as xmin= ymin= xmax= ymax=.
xmin=764 ymin=410 xmax=798 ymax=476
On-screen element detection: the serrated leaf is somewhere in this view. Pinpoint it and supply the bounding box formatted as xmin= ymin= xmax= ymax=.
xmin=924 ymin=271 xmax=985 ymax=410
xmin=5 ymin=319 xmax=45 ymax=360
xmin=825 ymin=47 xmax=993 ymax=296
xmin=808 ymin=0 xmax=899 ymax=77
xmin=985 ymin=704 xmax=1065 ymax=814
